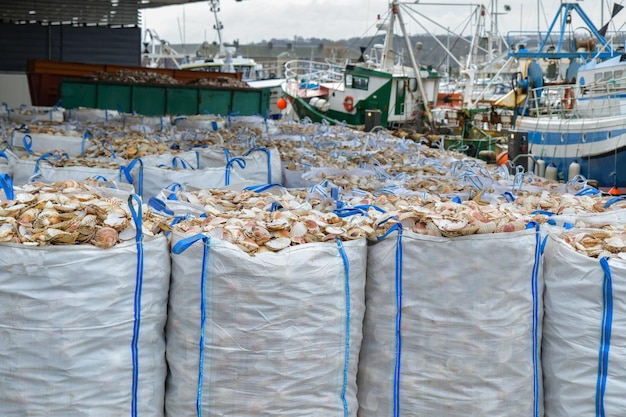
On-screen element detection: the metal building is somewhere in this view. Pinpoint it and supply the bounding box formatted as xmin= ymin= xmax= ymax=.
xmin=0 ymin=0 xmax=199 ymax=106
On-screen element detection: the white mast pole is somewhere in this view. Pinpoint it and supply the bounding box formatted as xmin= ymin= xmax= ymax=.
xmin=394 ymin=1 xmax=434 ymax=130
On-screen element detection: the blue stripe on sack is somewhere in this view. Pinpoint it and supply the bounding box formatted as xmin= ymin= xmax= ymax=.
xmin=375 ymin=220 xmax=403 ymax=417
xmin=0 ymin=173 xmax=14 ymax=200
xmin=81 ymin=131 xmax=92 ymax=156
xmin=172 ymin=234 xmax=212 ymax=417
xmin=225 ymin=157 xmax=246 ymax=186
xmin=530 ymin=223 xmax=541 ymax=417
xmin=336 ymin=238 xmax=351 ymax=417
xmin=128 ymin=195 xmax=144 ymax=417
xmin=22 ymin=134 xmax=33 ymax=156
xmin=120 ymin=158 xmax=143 ymax=197
xmin=393 ymin=225 xmax=403 ymax=417
xmin=244 ymin=147 xmax=272 ymax=183
xmin=596 ymin=257 xmax=613 ymax=417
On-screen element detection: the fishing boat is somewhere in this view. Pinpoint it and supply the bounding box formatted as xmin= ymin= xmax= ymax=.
xmin=506 ymin=2 xmax=626 ymax=189
xmin=281 ymin=1 xmax=440 ymax=131
xmin=143 ymin=0 xmax=275 ymax=81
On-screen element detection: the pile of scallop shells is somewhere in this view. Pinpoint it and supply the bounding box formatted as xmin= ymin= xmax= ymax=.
xmin=0 ymin=180 xmax=168 ymax=247
xmin=167 ymin=186 xmax=545 ymax=256
xmin=561 ymin=228 xmax=626 ymax=259
xmin=173 ymin=207 xmax=373 ymax=255
xmin=88 ymin=70 xmax=181 ymax=85
xmin=365 ymin=194 xmax=540 ymax=237
xmin=5 ymin=114 xmax=626 ymax=260
xmin=186 ymin=76 xmax=251 ymax=89
xmin=513 ymin=190 xmax=626 ymax=215
xmin=15 ymin=150 xmax=122 ymax=170
xmin=10 ymin=122 xmax=79 ymax=136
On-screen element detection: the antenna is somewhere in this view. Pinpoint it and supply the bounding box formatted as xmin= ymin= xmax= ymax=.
xmin=208 ymin=0 xmax=224 ymax=49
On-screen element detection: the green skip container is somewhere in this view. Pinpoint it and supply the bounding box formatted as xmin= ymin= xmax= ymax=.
xmin=60 ymin=78 xmax=271 ymax=117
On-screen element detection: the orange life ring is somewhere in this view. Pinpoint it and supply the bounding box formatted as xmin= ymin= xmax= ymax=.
xmin=343 ymin=96 xmax=354 ymax=112
xmin=563 ymin=87 xmax=575 ymax=110
xmin=496 ymin=150 xmax=508 ymax=166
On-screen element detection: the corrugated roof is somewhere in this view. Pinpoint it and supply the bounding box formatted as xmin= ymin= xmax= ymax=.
xmin=0 ymin=0 xmax=203 ymax=26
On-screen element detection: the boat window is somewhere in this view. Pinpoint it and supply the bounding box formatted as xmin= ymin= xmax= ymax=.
xmin=352 ymin=75 xmax=369 ymax=90
xmin=409 ymin=78 xmax=418 ymax=92
xmin=594 ymin=72 xmax=603 ymax=83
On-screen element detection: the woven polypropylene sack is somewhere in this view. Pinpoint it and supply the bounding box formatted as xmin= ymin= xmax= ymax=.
xmin=542 ymin=232 xmax=626 ymax=417
xmin=10 ymin=157 xmax=126 ymax=186
xmin=0 ymin=235 xmax=170 ymax=417
xmin=358 ymin=227 xmax=544 ymax=417
xmin=166 ymin=232 xmax=367 ymax=417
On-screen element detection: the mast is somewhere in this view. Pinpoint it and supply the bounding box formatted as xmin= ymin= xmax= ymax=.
xmin=208 ymin=0 xmax=225 ymax=55
xmin=394 ymin=1 xmax=434 ymax=131
xmin=380 ymin=2 xmax=397 ymax=71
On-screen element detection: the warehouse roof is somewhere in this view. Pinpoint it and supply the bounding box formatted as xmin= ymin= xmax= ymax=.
xmin=0 ymin=0 xmax=203 ymax=27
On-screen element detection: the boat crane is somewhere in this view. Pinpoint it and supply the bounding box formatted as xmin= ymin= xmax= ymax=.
xmin=142 ymin=28 xmax=183 ymax=69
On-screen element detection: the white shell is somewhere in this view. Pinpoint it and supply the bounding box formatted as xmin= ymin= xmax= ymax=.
xmin=265 ymin=237 xmax=291 ymax=251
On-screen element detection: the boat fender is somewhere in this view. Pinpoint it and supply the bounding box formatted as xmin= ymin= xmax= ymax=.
xmin=496 ymin=151 xmax=508 ymax=166
xmin=343 ymin=96 xmax=354 ymax=112
xmin=562 ymin=88 xmax=575 ymax=110
xmin=534 ymin=158 xmax=546 ymax=177
xmin=545 ymin=163 xmax=558 ymax=182
xmin=567 ymin=160 xmax=581 ymax=181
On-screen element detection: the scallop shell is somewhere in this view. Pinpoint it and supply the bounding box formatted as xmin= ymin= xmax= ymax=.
xmin=325 ymin=226 xmax=346 ymax=235
xmin=93 ymin=227 xmax=119 ymax=249
xmin=104 ymin=212 xmax=128 ymax=228
xmin=0 ymin=222 xmax=15 ymax=240
xmin=238 ymin=238 xmax=260 ymax=253
xmin=605 ymin=236 xmax=626 ymax=253
xmin=477 ymin=221 xmax=497 ymax=234
xmin=47 ymin=228 xmax=78 ymax=244
xmin=267 ymin=218 xmax=290 ymax=231
xmin=290 ymin=221 xmax=307 ymax=237
xmin=265 ymin=237 xmax=291 ymax=251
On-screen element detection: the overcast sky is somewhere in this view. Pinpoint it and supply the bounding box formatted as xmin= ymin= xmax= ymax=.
xmin=140 ymin=1 xmax=626 ymax=46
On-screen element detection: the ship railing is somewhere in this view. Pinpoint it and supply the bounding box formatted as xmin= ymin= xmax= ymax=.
xmin=524 ymin=76 xmax=626 ymax=119
xmin=283 ymin=60 xmax=344 ymax=92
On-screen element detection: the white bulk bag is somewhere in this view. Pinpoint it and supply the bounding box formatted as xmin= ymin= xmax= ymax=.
xmin=197 ymin=146 xmax=282 ymax=184
xmin=122 ymin=114 xmax=172 ymax=133
xmin=281 ymin=163 xmax=318 ymax=189
xmin=166 ymin=232 xmax=367 ymax=417
xmin=4 ymin=106 xmax=64 ymax=123
xmin=0 ymin=149 xmax=15 ymax=176
xmin=125 ymin=157 xmax=248 ymax=200
xmin=172 ymin=114 xmax=225 ymax=131
xmin=65 ymin=107 xmax=122 ymax=123
xmin=550 ymin=207 xmax=626 ymax=228
xmin=358 ymin=226 xmax=544 ymax=417
xmin=137 ymin=151 xmax=200 ymax=169
xmin=542 ymin=232 xmax=626 ymax=417
xmin=228 ymin=115 xmax=279 ymax=135
xmin=0 ymin=222 xmax=170 ymax=416
xmin=10 ymin=155 xmax=127 ymax=186
xmin=11 ymin=131 xmax=90 ymax=157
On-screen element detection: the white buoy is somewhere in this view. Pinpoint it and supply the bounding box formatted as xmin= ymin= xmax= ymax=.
xmin=535 ymin=158 xmax=546 ymax=177
xmin=567 ymin=160 xmax=581 ymax=181
xmin=545 ymin=163 xmax=559 ymax=181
